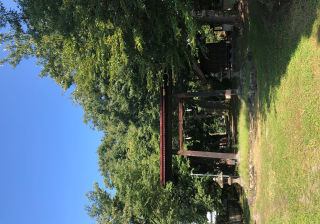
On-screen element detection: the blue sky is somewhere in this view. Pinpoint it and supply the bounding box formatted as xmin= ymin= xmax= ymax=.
xmin=0 ymin=1 xmax=113 ymax=223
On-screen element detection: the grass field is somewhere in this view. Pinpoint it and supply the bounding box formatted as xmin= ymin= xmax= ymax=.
xmin=237 ymin=0 xmax=320 ymax=223
xmin=237 ymin=60 xmax=250 ymax=189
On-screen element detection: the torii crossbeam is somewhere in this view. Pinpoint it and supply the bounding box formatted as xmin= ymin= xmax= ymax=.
xmin=160 ymin=72 xmax=238 ymax=186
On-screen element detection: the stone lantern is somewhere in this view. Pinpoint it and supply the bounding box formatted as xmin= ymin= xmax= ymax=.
xmin=213 ymin=172 xmax=242 ymax=188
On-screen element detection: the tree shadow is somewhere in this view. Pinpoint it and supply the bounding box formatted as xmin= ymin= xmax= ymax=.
xmin=247 ymin=0 xmax=320 ymax=121
xmin=236 ymin=186 xmax=253 ymax=224
xmin=317 ymin=24 xmax=320 ymax=43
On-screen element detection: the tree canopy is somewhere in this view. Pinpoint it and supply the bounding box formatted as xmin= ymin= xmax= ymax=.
xmin=1 ymin=0 xmax=201 ymax=91
xmin=85 ymin=124 xmax=223 ymax=223
xmin=0 ymin=0 xmax=237 ymax=222
xmin=0 ymin=0 xmax=206 ymax=132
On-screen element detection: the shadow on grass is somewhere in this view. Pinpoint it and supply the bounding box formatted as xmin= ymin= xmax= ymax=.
xmin=236 ymin=186 xmax=254 ymax=224
xmin=230 ymin=91 xmax=239 ymax=146
xmin=247 ymin=0 xmax=320 ymax=121
xmin=317 ymin=23 xmax=320 ymax=43
xmin=233 ymin=1 xmax=320 ymax=222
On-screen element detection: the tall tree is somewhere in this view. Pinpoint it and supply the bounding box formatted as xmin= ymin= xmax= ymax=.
xmin=1 ymin=1 xmax=232 ymax=222
xmin=0 ymin=0 xmax=201 ymax=89
xmin=0 ymin=0 xmax=206 ymax=131
xmin=86 ymin=125 xmax=223 ymax=223
xmin=0 ymin=0 xmax=237 ymax=130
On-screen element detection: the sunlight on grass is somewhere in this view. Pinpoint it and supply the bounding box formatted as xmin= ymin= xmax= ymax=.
xmin=237 ymin=61 xmax=250 ymax=188
xmin=237 ymin=101 xmax=249 ymax=187
xmin=246 ymin=0 xmax=320 ymax=223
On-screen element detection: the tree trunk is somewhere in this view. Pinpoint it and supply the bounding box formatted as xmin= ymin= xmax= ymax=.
xmin=190 ymin=99 xmax=230 ymax=110
xmin=193 ymin=10 xmax=241 ymax=27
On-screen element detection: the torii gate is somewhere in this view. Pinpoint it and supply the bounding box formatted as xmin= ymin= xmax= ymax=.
xmin=160 ymin=72 xmax=239 ymax=186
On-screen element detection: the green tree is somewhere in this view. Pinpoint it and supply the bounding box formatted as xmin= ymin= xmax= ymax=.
xmin=0 ymin=0 xmax=238 ymax=132
xmin=0 ymin=0 xmax=201 ymax=90
xmin=0 ymin=0 xmax=206 ymax=133
xmin=0 ymin=1 xmax=234 ymax=222
xmin=86 ymin=124 xmax=223 ymax=223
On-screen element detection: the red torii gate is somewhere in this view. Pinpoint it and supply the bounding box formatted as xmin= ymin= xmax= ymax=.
xmin=160 ymin=72 xmax=239 ymax=186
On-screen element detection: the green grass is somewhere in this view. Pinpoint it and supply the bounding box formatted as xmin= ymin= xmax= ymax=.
xmin=237 ymin=0 xmax=320 ymax=223
xmin=237 ymin=60 xmax=251 ymax=189
xmin=238 ymin=187 xmax=253 ymax=224
xmin=236 ymin=60 xmax=252 ymax=224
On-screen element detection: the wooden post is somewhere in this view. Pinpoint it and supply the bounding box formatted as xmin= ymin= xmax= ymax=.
xmin=160 ymin=71 xmax=173 ymax=185
xmin=193 ymin=62 xmax=207 ymax=84
xmin=179 ymin=98 xmax=183 ymax=151
xmin=193 ymin=10 xmax=241 ymax=27
xmin=165 ymin=71 xmax=172 ymax=181
xmin=173 ymin=150 xmax=238 ymax=160
xmin=160 ymin=82 xmax=165 ymax=184
xmin=172 ymin=89 xmax=239 ymax=98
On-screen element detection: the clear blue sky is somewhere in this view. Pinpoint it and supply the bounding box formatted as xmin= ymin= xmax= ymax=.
xmin=0 ymin=1 xmax=113 ymax=224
